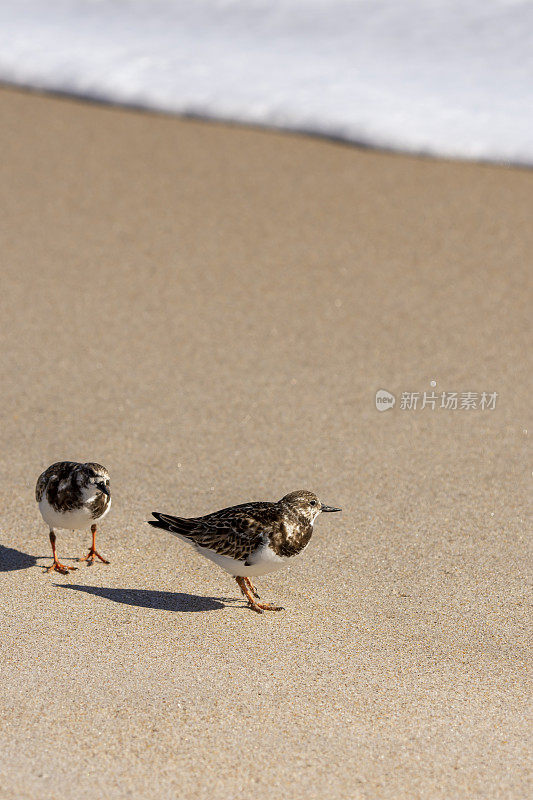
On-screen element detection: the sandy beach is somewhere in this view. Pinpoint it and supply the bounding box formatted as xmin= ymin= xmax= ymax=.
xmin=0 ymin=86 xmax=531 ymax=799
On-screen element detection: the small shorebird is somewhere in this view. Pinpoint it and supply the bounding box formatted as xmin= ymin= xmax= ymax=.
xmin=148 ymin=490 xmax=341 ymax=613
xmin=35 ymin=461 xmax=111 ymax=574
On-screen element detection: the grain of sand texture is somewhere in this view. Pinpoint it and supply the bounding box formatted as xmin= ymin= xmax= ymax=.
xmin=0 ymin=87 xmax=531 ymax=800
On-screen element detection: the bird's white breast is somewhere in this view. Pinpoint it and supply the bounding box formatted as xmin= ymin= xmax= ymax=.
xmin=38 ymin=495 xmax=111 ymax=531
xmin=180 ymin=537 xmax=286 ymax=577
xmin=196 ymin=546 xmax=285 ymax=578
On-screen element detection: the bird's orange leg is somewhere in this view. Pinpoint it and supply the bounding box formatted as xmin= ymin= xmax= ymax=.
xmin=45 ymin=530 xmax=77 ymax=574
xmin=235 ymin=577 xmax=283 ymax=614
xmin=79 ymin=524 xmax=109 ymax=566
xmin=244 ymin=577 xmax=260 ymax=598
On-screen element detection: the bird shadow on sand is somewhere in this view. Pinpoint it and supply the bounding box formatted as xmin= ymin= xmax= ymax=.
xmin=0 ymin=545 xmax=39 ymax=572
xmin=54 ymin=583 xmax=242 ymax=612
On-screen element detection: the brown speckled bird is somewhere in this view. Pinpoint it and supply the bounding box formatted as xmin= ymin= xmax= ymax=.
xmin=148 ymin=489 xmax=341 ymax=613
xmin=36 ymin=461 xmax=111 ymax=574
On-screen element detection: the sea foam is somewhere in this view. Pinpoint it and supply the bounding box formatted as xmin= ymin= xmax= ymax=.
xmin=0 ymin=0 xmax=531 ymax=164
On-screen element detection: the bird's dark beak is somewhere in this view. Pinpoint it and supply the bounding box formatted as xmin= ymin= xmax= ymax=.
xmin=321 ymin=504 xmax=341 ymax=512
xmin=98 ymin=484 xmax=110 ymax=497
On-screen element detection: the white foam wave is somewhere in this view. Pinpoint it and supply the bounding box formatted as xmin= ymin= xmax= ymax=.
xmin=0 ymin=1 xmax=532 ymax=163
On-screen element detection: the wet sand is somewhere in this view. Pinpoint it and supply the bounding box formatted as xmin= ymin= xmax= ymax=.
xmin=0 ymin=87 xmax=531 ymax=800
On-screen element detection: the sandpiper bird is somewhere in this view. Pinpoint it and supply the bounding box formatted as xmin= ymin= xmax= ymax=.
xmin=148 ymin=490 xmax=341 ymax=613
xmin=35 ymin=461 xmax=111 ymax=574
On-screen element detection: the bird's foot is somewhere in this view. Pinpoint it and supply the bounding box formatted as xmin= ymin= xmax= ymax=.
xmin=247 ymin=600 xmax=284 ymax=614
xmin=45 ymin=560 xmax=77 ymax=575
xmin=235 ymin=576 xmax=282 ymax=613
xmin=79 ymin=548 xmax=109 ymax=566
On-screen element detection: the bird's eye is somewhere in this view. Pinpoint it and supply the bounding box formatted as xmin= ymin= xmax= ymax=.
xmin=310 ymin=500 xmax=317 ymax=507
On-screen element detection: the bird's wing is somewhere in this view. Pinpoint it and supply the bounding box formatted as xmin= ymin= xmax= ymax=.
xmin=35 ymin=461 xmax=78 ymax=502
xmin=149 ymin=502 xmax=281 ymax=561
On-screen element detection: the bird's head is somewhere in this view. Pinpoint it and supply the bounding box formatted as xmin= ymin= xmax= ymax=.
xmin=76 ymin=462 xmax=111 ymax=498
xmin=279 ymin=490 xmax=341 ymax=524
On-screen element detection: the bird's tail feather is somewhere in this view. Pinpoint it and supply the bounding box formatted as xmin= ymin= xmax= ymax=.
xmin=146 ymin=518 xmax=169 ymax=532
xmin=147 ymin=511 xmax=175 ymax=532
xmin=147 ymin=512 xmax=194 ymax=541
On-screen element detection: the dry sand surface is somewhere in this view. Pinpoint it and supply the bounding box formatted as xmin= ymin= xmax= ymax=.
xmin=0 ymin=87 xmax=531 ymax=800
